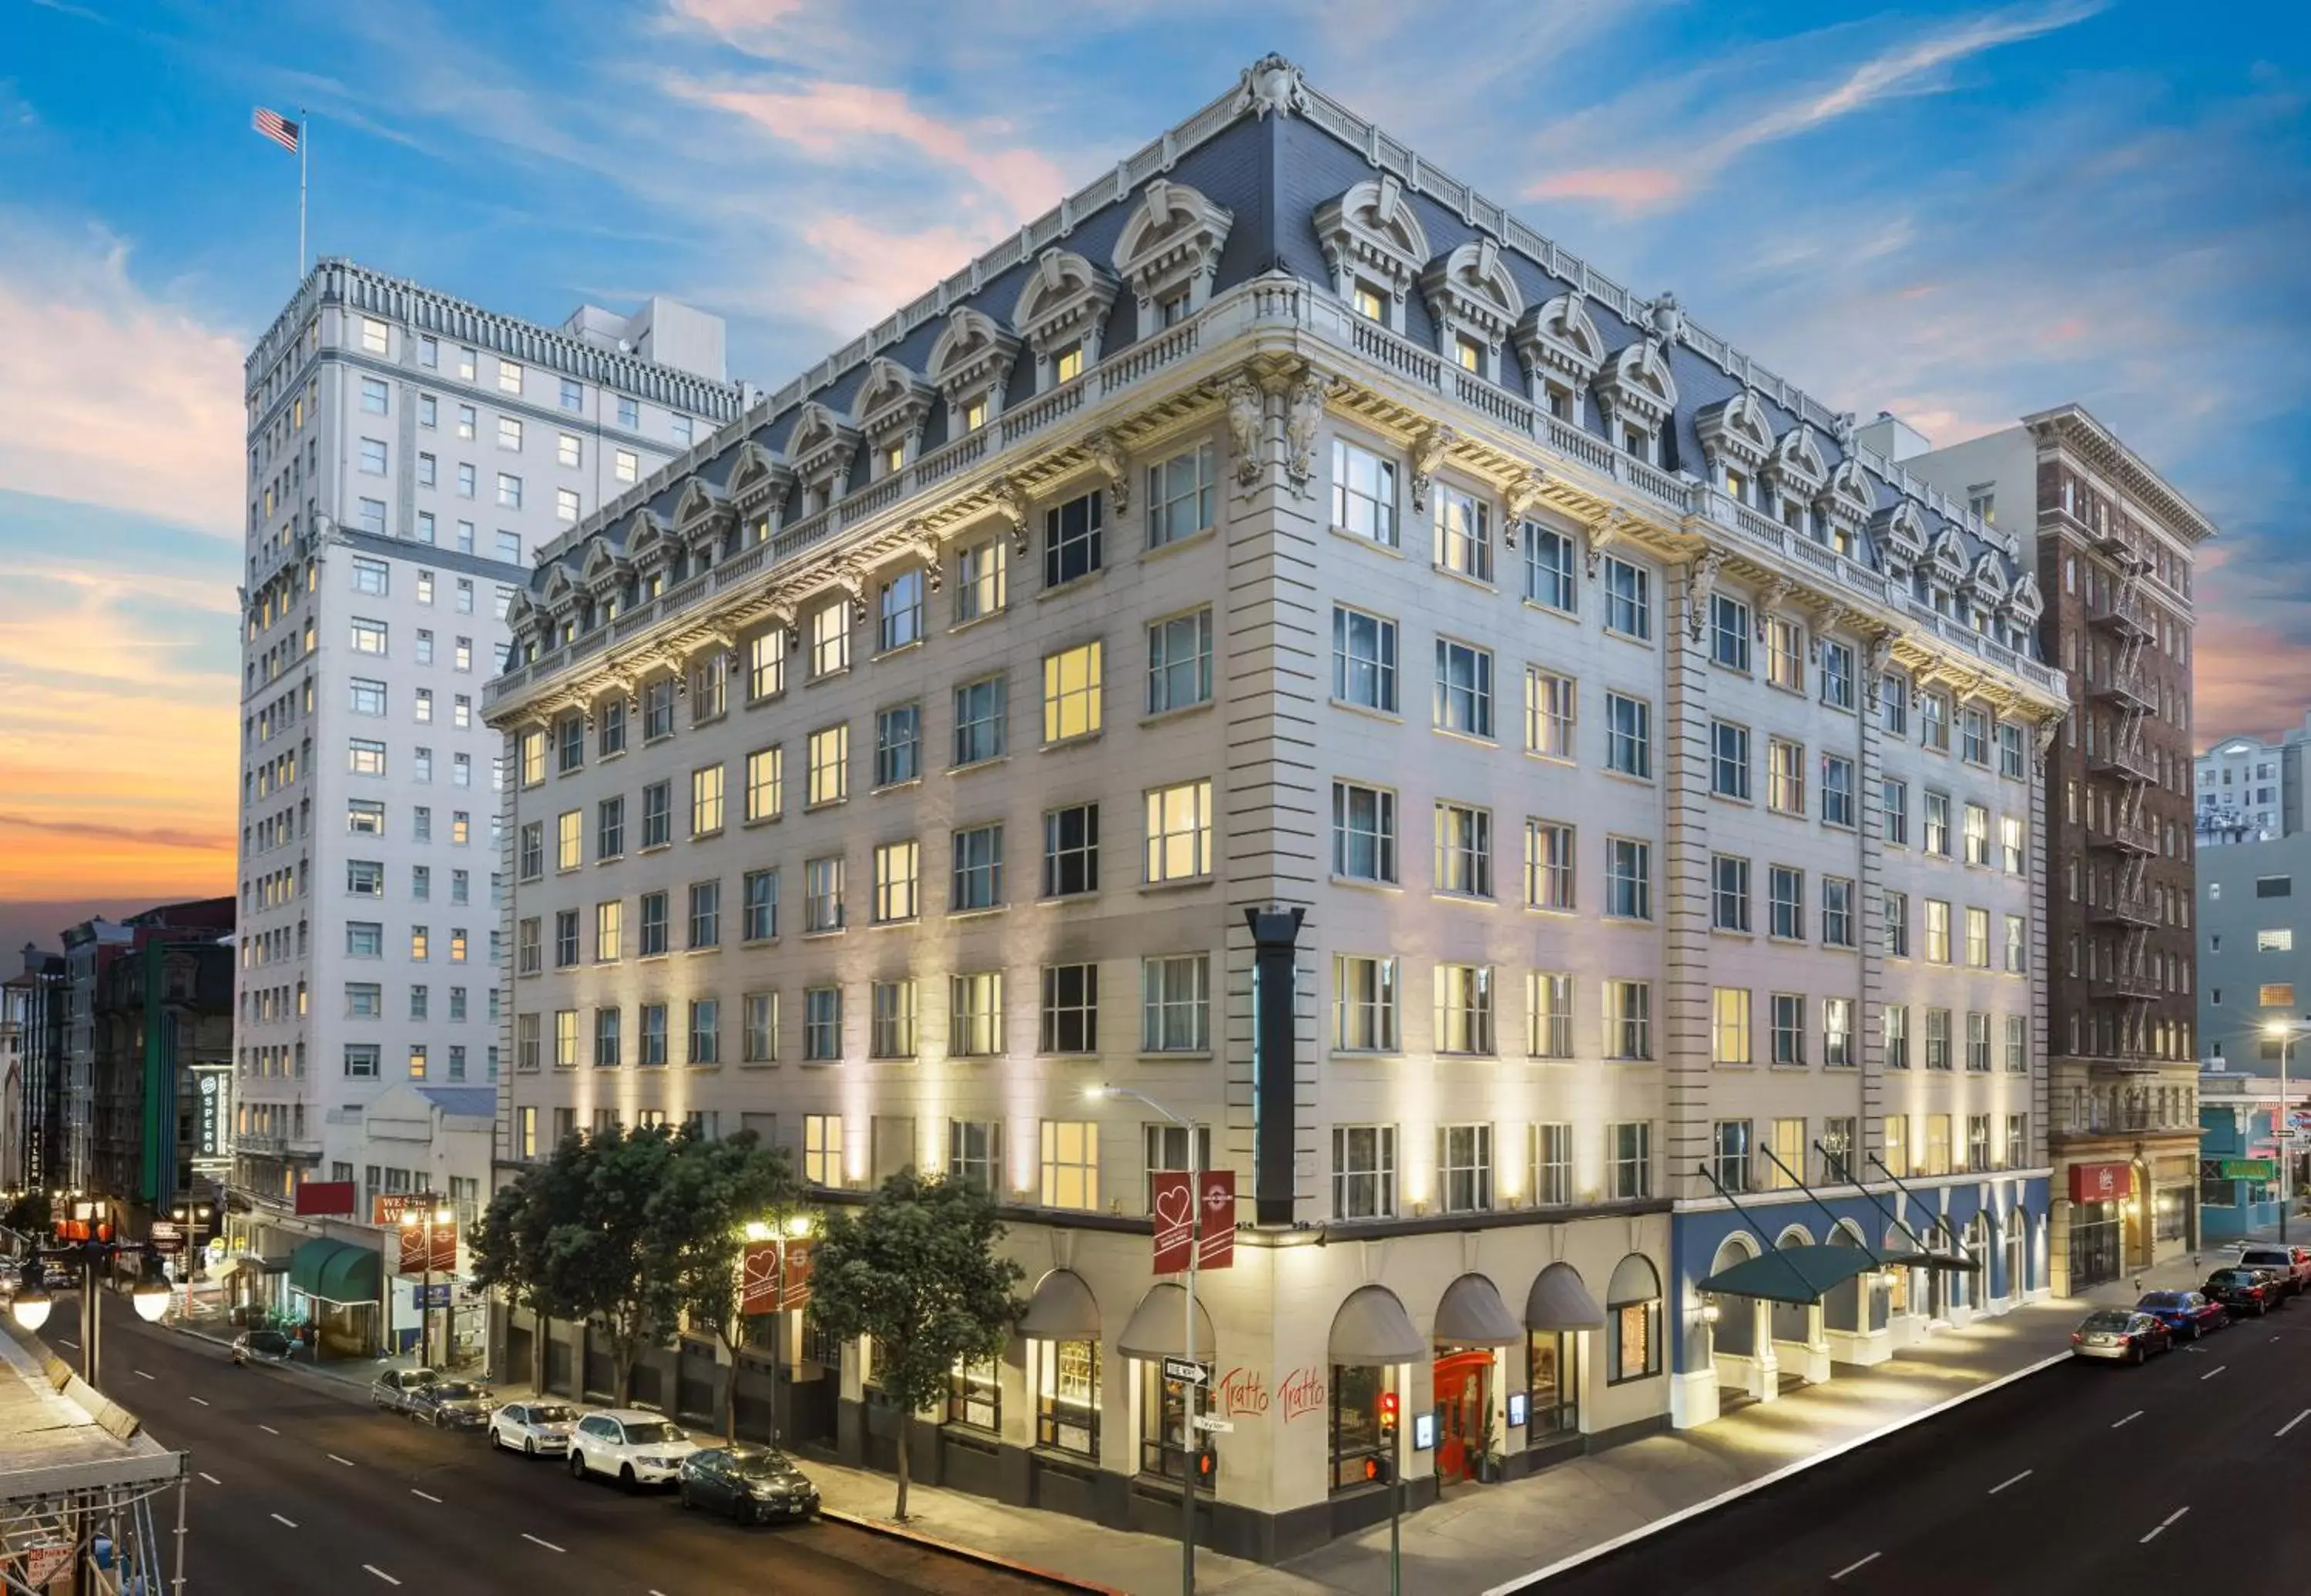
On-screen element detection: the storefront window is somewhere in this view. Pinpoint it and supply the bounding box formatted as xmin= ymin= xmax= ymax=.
xmin=1139 ymin=1363 xmax=1213 ymax=1488
xmin=947 ymin=1355 xmax=999 ymax=1431
xmin=1329 ymin=1363 xmax=1394 ymax=1490
xmin=1034 ymin=1340 xmax=1099 ymax=1457
xmin=1525 ymin=1332 xmax=1578 ymax=1437
xmin=2154 ymin=1189 xmax=2186 ymax=1242
xmin=1605 ymin=1256 xmax=1661 ymax=1384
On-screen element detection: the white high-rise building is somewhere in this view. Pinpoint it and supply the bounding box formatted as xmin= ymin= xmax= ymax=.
xmin=230 ymin=261 xmax=740 ymax=1322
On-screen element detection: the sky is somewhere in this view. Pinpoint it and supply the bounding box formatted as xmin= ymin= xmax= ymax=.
xmin=1 ymin=0 xmax=2305 ymax=950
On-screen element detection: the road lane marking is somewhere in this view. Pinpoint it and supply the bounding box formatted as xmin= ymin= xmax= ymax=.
xmin=197 ymin=1473 xmax=221 ymax=1486
xmin=188 ymin=1396 xmax=209 ymax=1407
xmin=364 ymin=1568 xmax=401 ymax=1586
xmin=1988 ymin=1470 xmax=2031 ymax=1495
xmin=2139 ymin=1507 xmax=2189 ymax=1544
xmin=270 ymin=1513 xmax=298 ymax=1530
xmin=327 ymin=1454 xmax=355 ymax=1467
xmin=411 ymin=1489 xmax=442 ymax=1504
xmin=2200 ymin=1366 xmax=2225 ymax=1381
xmin=133 ymin=1370 xmax=153 ymax=1381
xmin=2112 ymin=1410 xmax=2143 ymax=1429
xmin=521 ymin=1534 xmax=565 ymax=1554
xmin=1831 ymin=1552 xmax=1882 ymax=1581
xmin=2279 ymin=1409 xmax=2311 ymax=1438
xmin=258 ymin=1424 xmax=280 ymax=1436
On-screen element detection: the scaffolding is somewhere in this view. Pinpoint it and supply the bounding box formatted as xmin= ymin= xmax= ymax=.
xmin=0 ymin=1317 xmax=185 ymax=1594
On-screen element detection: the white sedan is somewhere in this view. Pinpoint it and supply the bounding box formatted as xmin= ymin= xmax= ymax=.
xmin=565 ymin=1409 xmax=699 ymax=1489
xmin=489 ymin=1399 xmax=579 ymax=1457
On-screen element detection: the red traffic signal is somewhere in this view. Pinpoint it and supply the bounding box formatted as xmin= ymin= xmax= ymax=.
xmin=1196 ymin=1450 xmax=1216 ymax=1480
xmin=1377 ymin=1390 xmax=1398 ymax=1427
xmin=1361 ymin=1455 xmax=1395 ymax=1484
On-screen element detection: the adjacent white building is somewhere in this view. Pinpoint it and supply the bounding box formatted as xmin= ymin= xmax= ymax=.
xmin=483 ymin=59 xmax=2068 ymax=1559
xmin=229 ymin=260 xmax=740 ymax=1319
xmin=2196 ymin=716 xmax=2311 ymax=844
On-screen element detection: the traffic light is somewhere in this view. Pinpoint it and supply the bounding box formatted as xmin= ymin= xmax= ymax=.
xmin=1362 ymin=1454 xmax=1394 ymax=1484
xmin=1196 ymin=1448 xmax=1216 ymax=1482
xmin=1377 ymin=1390 xmax=1399 ymax=1432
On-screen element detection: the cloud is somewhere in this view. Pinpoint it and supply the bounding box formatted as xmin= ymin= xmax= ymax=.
xmin=0 ymin=814 xmax=226 ymax=852
xmin=0 ymin=216 xmax=246 ymax=535
xmin=670 ymin=77 xmax=1069 ymax=219
xmin=1524 ymin=2 xmax=2109 ymax=214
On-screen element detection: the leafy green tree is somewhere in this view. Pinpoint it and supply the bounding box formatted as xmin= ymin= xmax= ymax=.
xmin=472 ymin=1158 xmax=567 ymax=1393
xmin=807 ymin=1170 xmax=1025 ymax=1519
xmin=667 ymin=1131 xmax=807 ymax=1440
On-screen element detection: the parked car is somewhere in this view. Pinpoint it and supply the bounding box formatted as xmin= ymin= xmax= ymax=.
xmin=2071 ymin=1308 xmax=2172 ymax=1363
xmin=408 ymin=1379 xmax=495 ymax=1430
xmin=370 ymin=1367 xmax=442 ymax=1415
xmin=677 ymin=1445 xmax=820 ymax=1524
xmin=565 ymin=1410 xmax=699 ymax=1490
xmin=2204 ymin=1268 xmax=2282 ymax=1317
xmin=490 ymin=1400 xmax=579 ymax=1457
xmin=2238 ymin=1246 xmax=2311 ymax=1295
xmin=231 ymin=1329 xmax=298 ymax=1367
xmin=2133 ymin=1290 xmax=2229 ymax=1341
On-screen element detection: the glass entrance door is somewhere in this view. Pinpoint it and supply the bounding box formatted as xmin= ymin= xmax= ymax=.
xmin=1432 ymin=1351 xmax=1491 ymax=1484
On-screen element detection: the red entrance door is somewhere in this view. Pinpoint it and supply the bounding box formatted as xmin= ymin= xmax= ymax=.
xmin=1432 ymin=1351 xmax=1491 ymax=1484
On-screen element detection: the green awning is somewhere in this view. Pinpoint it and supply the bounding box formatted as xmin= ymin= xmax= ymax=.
xmin=288 ymin=1237 xmax=382 ymax=1306
xmin=1699 ymin=1244 xmax=1882 ymax=1306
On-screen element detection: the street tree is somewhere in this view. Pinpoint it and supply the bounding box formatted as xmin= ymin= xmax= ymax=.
xmin=667 ymin=1131 xmax=807 ymax=1440
xmin=806 ymin=1169 xmax=1025 ymax=1520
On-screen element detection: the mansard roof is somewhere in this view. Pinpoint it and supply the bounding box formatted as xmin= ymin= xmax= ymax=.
xmin=522 ymin=55 xmax=2037 ymax=656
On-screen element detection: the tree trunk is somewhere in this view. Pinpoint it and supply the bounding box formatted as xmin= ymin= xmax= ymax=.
xmin=894 ymin=1411 xmax=911 ymax=1521
xmin=533 ymin=1301 xmax=547 ymax=1398
xmin=722 ymin=1333 xmax=739 ymax=1443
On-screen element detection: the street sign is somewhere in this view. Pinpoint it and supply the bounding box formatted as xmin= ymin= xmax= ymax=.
xmin=149 ymin=1221 xmax=183 ymax=1252
xmin=1162 ymin=1356 xmax=1213 ymax=1385
xmin=415 ymin=1281 xmax=451 ymax=1309
xmin=18 ymin=1542 xmax=72 ymax=1585
xmin=1192 ymin=1415 xmax=1234 ymax=1433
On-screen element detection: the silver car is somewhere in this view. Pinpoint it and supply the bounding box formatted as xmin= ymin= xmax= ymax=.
xmin=370 ymin=1367 xmax=441 ymax=1414
xmin=2071 ymin=1307 xmax=2170 ymax=1363
xmin=491 ymin=1400 xmax=579 ymax=1457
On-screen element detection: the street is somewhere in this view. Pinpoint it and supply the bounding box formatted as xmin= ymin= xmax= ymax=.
xmin=51 ymin=1293 xmax=1049 ymax=1596
xmin=1528 ymin=1296 xmax=2311 ymax=1594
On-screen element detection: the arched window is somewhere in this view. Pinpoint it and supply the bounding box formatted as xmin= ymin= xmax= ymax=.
xmin=1112 ymin=178 xmax=1234 ymax=339
xmin=1605 ymin=1254 xmax=1662 ymax=1383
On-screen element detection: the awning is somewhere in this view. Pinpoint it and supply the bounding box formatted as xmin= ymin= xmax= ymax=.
xmin=1328 ymin=1286 xmax=1425 ymax=1365
xmin=1699 ymin=1244 xmax=1937 ymax=1306
xmin=1018 ymin=1269 xmax=1100 ymax=1340
xmin=1525 ymin=1264 xmax=1606 ymax=1331
xmin=1433 ymin=1274 xmax=1522 ymax=1347
xmin=287 ymin=1237 xmax=381 ymax=1306
xmin=1118 ymin=1283 xmax=1216 ymax=1362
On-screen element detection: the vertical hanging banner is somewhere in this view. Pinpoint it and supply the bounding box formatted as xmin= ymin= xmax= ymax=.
xmin=1150 ymin=1170 xmax=1196 ymax=1273
xmin=1196 ymin=1170 xmax=1236 ymax=1269
xmin=740 ymin=1242 xmax=782 ymax=1315
xmin=428 ymin=1219 xmax=458 ymax=1272
xmin=780 ymin=1239 xmax=815 ymax=1309
xmin=398 ymin=1225 xmax=428 ymax=1275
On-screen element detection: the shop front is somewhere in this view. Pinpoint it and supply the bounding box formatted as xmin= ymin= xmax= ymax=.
xmin=2064 ymin=1161 xmax=2130 ymax=1289
xmin=286 ymin=1236 xmax=382 ymax=1359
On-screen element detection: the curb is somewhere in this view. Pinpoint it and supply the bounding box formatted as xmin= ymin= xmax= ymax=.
xmin=1481 ymin=1347 xmax=2075 ymax=1595
xmin=819 ymin=1504 xmax=1128 ymax=1594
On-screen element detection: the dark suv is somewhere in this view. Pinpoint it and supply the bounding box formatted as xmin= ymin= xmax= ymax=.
xmin=2205 ymin=1268 xmax=2282 ymax=1317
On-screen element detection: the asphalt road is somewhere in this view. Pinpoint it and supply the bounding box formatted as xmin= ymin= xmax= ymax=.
xmin=49 ymin=1293 xmax=1050 ymax=1596
xmin=1530 ymin=1294 xmax=2311 ymax=1594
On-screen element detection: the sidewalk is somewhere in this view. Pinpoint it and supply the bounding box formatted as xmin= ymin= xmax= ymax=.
xmin=173 ymin=1321 xmax=431 ymax=1400
xmin=766 ymin=1233 xmax=2294 ymax=1596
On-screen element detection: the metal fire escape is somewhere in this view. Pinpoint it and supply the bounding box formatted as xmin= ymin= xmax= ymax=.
xmin=2086 ymin=527 xmax=2158 ymax=1065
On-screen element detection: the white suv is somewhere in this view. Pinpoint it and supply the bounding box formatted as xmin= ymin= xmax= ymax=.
xmin=565 ymin=1410 xmax=699 ymax=1489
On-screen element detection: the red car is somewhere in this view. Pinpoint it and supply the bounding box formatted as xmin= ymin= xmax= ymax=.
xmin=2135 ymin=1289 xmax=2229 ymax=1340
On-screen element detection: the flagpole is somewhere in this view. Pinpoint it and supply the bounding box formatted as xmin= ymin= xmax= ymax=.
xmin=298 ymin=106 xmax=308 ymax=277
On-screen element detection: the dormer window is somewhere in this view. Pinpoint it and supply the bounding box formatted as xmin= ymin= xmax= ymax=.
xmin=883 ymin=444 xmax=905 ymax=478
xmin=1112 ymin=178 xmax=1233 ymax=339
xmin=1623 ymin=425 xmax=1655 ymax=464
xmin=1542 ymin=382 xmax=1574 ymax=421
xmin=1159 ymin=290 xmax=1192 ymax=327
xmin=1726 ymin=469 xmax=1749 ymax=505
xmin=1012 ymin=249 xmax=1117 ymax=393
xmin=963 ymin=399 xmax=987 ymax=433
xmin=1055 ymin=344 xmax=1085 ymax=384
xmin=1354 ymin=283 xmax=1387 ymax=323
xmin=1454 ymin=336 xmax=1483 ymax=374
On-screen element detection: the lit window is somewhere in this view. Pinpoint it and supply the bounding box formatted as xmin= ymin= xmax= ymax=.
xmin=1144 ymin=780 xmax=1213 ymax=883
xmin=1042 ymin=642 xmax=1102 ymax=743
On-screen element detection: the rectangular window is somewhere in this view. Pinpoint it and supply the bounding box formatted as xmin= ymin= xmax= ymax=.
xmin=1331 ymin=782 xmax=1397 ymax=883
xmin=350 ymin=617 xmax=388 ymax=654
xmin=1963 ymin=803 xmax=1991 ymax=866
xmin=1712 ymin=853 xmax=1753 ymax=932
xmin=1821 ymin=642 xmax=1855 ymax=710
xmin=1332 ymin=439 xmax=1398 ymax=546
xmin=1823 ymin=756 xmax=1855 ymax=828
xmin=1434 ymin=965 xmax=1494 ymax=1055
xmin=1602 ymin=556 xmax=1651 ymax=639
xmin=349 ymin=679 xmax=387 ymax=716
xmin=954 ymin=676 xmax=1006 ymax=766
xmin=951 ymin=824 xmax=1004 ymax=912
xmin=1965 ymin=1011 xmax=1993 ymax=1072
xmin=1332 ymin=1125 xmax=1397 ymax=1219
xmin=1606 ymin=837 xmax=1651 ymax=920
xmin=1964 ymin=907 xmax=1991 ymax=969
xmin=1334 ymin=955 xmax=1399 ymax=1051
xmin=1605 ymin=692 xmax=1651 ymax=778
xmin=688 ymin=880 xmax=721 ymax=949
xmin=552 ymin=910 xmax=578 ymax=968
xmin=1044 ymin=491 xmax=1103 ymax=588
xmin=1766 ymin=738 xmax=1805 ymax=815
xmin=954 ymin=538 xmax=1007 ymax=623
xmin=950 ymin=1120 xmax=1002 ymax=1193
xmin=1710 ymin=595 xmax=1752 ymax=671
xmin=1038 ymin=1122 xmax=1099 ymax=1210
xmin=803 ymin=1114 xmax=842 ymax=1184
xmin=743 ymin=868 xmax=778 ymax=941
xmin=870 ymin=981 xmax=917 ymax=1060
xmin=691 ymin=764 xmax=725 ymax=836
xmin=743 ymin=993 xmax=777 ymax=1062
xmin=951 ymin=971 xmax=1004 ymax=1056
xmin=1042 ymin=642 xmax=1103 ymax=743
xmin=1434 ymin=487 xmax=1492 ymax=582
xmin=1924 ymin=791 xmax=1952 ymax=857
xmin=348 ymin=739 xmax=387 ymax=776
xmin=593 ymin=1006 xmax=622 ymax=1068
xmin=1999 ymin=723 xmax=2028 ymax=780
xmin=1961 ymin=708 xmax=1991 ymax=766
xmin=1526 ymin=528 xmax=1576 ymax=612
xmin=873 ymin=841 xmax=919 ymax=924
xmin=1769 ymin=866 xmax=1805 ymax=940
xmin=1823 ymin=998 xmax=1854 ymax=1069
xmin=1710 ymin=720 xmax=1750 ymax=800
xmin=809 ymin=601 xmax=849 ymax=678
xmin=1146 ymin=609 xmax=1213 ymax=715
xmin=1525 ymin=667 xmax=1575 ymax=759
xmin=1526 ymin=972 xmax=1574 ymax=1060
xmin=1882 ymin=779 xmax=1910 ymax=845
xmin=1605 ymin=980 xmax=1652 ymax=1060
xmin=807 ymin=725 xmax=848 ymax=806
xmin=1770 ymin=993 xmax=1806 ymax=1067
xmin=1525 ymin=820 xmax=1575 ymax=911
xmin=1041 ymin=804 xmax=1099 ymax=898
xmin=803 ymin=988 xmax=843 ymax=1061
xmin=644 ymin=679 xmax=676 ymax=739
xmin=1142 ymin=954 xmax=1209 ymax=1052
xmin=1765 ymin=618 xmax=1803 ymax=692
xmin=1331 ymin=606 xmax=1398 ymax=713
xmin=1434 ymin=639 xmax=1494 ymax=739
xmin=1823 ymin=877 xmax=1856 ymax=947
xmin=1144 ymin=780 xmax=1213 ymax=883
xmin=1146 ymin=443 xmax=1216 ymax=548
xmin=1924 ymin=1008 xmax=1952 ymax=1071
xmin=877 ymin=569 xmax=924 ymax=654
xmin=805 ymin=857 xmax=844 ymax=933
xmin=1712 ymin=1120 xmax=1753 ymax=1192
xmin=1610 ymin=1122 xmax=1653 ymax=1199
xmin=1924 ymin=899 xmax=1952 ymax=964
xmin=2005 ymin=1014 xmax=2028 ymax=1073
xmin=1437 ymin=1124 xmax=1494 ymax=1213
xmin=1039 ymin=964 xmax=1098 ymax=1054
xmin=1712 ymin=987 xmax=1753 ymax=1065
xmin=1532 ymin=1122 xmax=1573 ymax=1207
xmin=748 ymin=629 xmax=787 ymax=701
xmin=637 ymin=1004 xmax=668 ymax=1068
xmin=642 ymin=780 xmax=673 ymax=848
xmin=1921 ymin=692 xmax=1950 ymax=752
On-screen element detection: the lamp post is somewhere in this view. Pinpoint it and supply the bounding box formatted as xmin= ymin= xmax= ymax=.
xmin=10 ymin=1244 xmax=169 ymax=1388
xmin=1087 ymin=1084 xmax=1200 ymax=1596
xmin=2262 ymin=1021 xmax=2309 ymax=1242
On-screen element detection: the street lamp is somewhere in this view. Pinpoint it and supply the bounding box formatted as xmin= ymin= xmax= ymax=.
xmin=1084 ymin=1083 xmax=1201 ymax=1596
xmin=129 ymin=1276 xmax=170 ymax=1325
xmin=2262 ymin=1021 xmax=2309 ymax=1243
xmin=10 ymin=1285 xmax=51 ymax=1333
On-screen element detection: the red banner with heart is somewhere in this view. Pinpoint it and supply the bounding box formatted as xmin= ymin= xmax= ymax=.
xmin=1151 ymin=1170 xmax=1196 ymax=1273
xmin=740 ymin=1241 xmax=781 ymax=1315
xmin=1196 ymin=1170 xmax=1236 ymax=1270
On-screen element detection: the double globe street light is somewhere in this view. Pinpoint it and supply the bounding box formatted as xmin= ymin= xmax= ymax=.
xmin=11 ymin=1250 xmax=173 ymax=1390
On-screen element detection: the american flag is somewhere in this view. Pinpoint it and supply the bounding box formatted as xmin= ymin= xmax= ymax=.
xmin=252 ymin=106 xmax=300 ymax=153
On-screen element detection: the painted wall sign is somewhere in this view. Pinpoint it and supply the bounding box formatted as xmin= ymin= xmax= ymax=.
xmin=1278 ymin=1365 xmax=1327 ymax=1422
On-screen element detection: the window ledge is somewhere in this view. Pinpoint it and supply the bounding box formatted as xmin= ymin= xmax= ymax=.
xmin=1327 ymin=523 xmax=1407 ymax=559
xmin=742 ymin=815 xmax=783 ymax=830
xmin=1328 ymin=873 xmax=1402 ymax=895
xmin=639 ymin=843 xmax=672 ymax=856
xmin=951 ymin=755 xmax=1011 ymax=778
xmin=691 ymin=828 xmax=726 ymax=843
xmin=746 ymin=689 xmax=788 ymax=712
xmin=1043 ymin=733 xmax=1104 ymax=755
xmin=1038 ymin=572 xmax=1105 ymax=603
xmin=1432 ymin=726 xmax=1501 ymax=752
xmin=948 ymin=609 xmax=1007 ymax=638
xmin=948 ymin=905 xmax=1008 ymax=922
xmin=1521 ymin=597 xmax=1577 ymax=623
xmin=872 ymin=778 xmax=923 ymax=797
xmin=870 ymin=917 xmax=921 ymax=932
xmin=1141 ymin=700 xmax=1215 ymax=729
xmin=1139 ymin=1051 xmax=1213 ymax=1064
xmin=740 ymin=937 xmax=779 ymax=950
xmin=803 ymin=799 xmax=848 ymax=814
xmin=1143 ymin=525 xmax=1217 ymax=563
xmin=874 ymin=638 xmax=926 ymax=663
xmin=692 ymin=711 xmax=729 ymax=731
xmin=738 ymin=1058 xmax=780 ymax=1069
xmin=1139 ymin=877 xmax=1214 ymax=897
xmin=800 ymin=929 xmax=846 ymax=942
xmin=1431 ymin=563 xmax=1499 ymax=595
xmin=807 ymin=666 xmax=854 ymax=688
xmin=1599 ymin=770 xmax=1655 ymax=790
xmin=686 ymin=944 xmax=723 ymax=957
xmin=1327 ymin=696 xmax=1403 ymax=726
